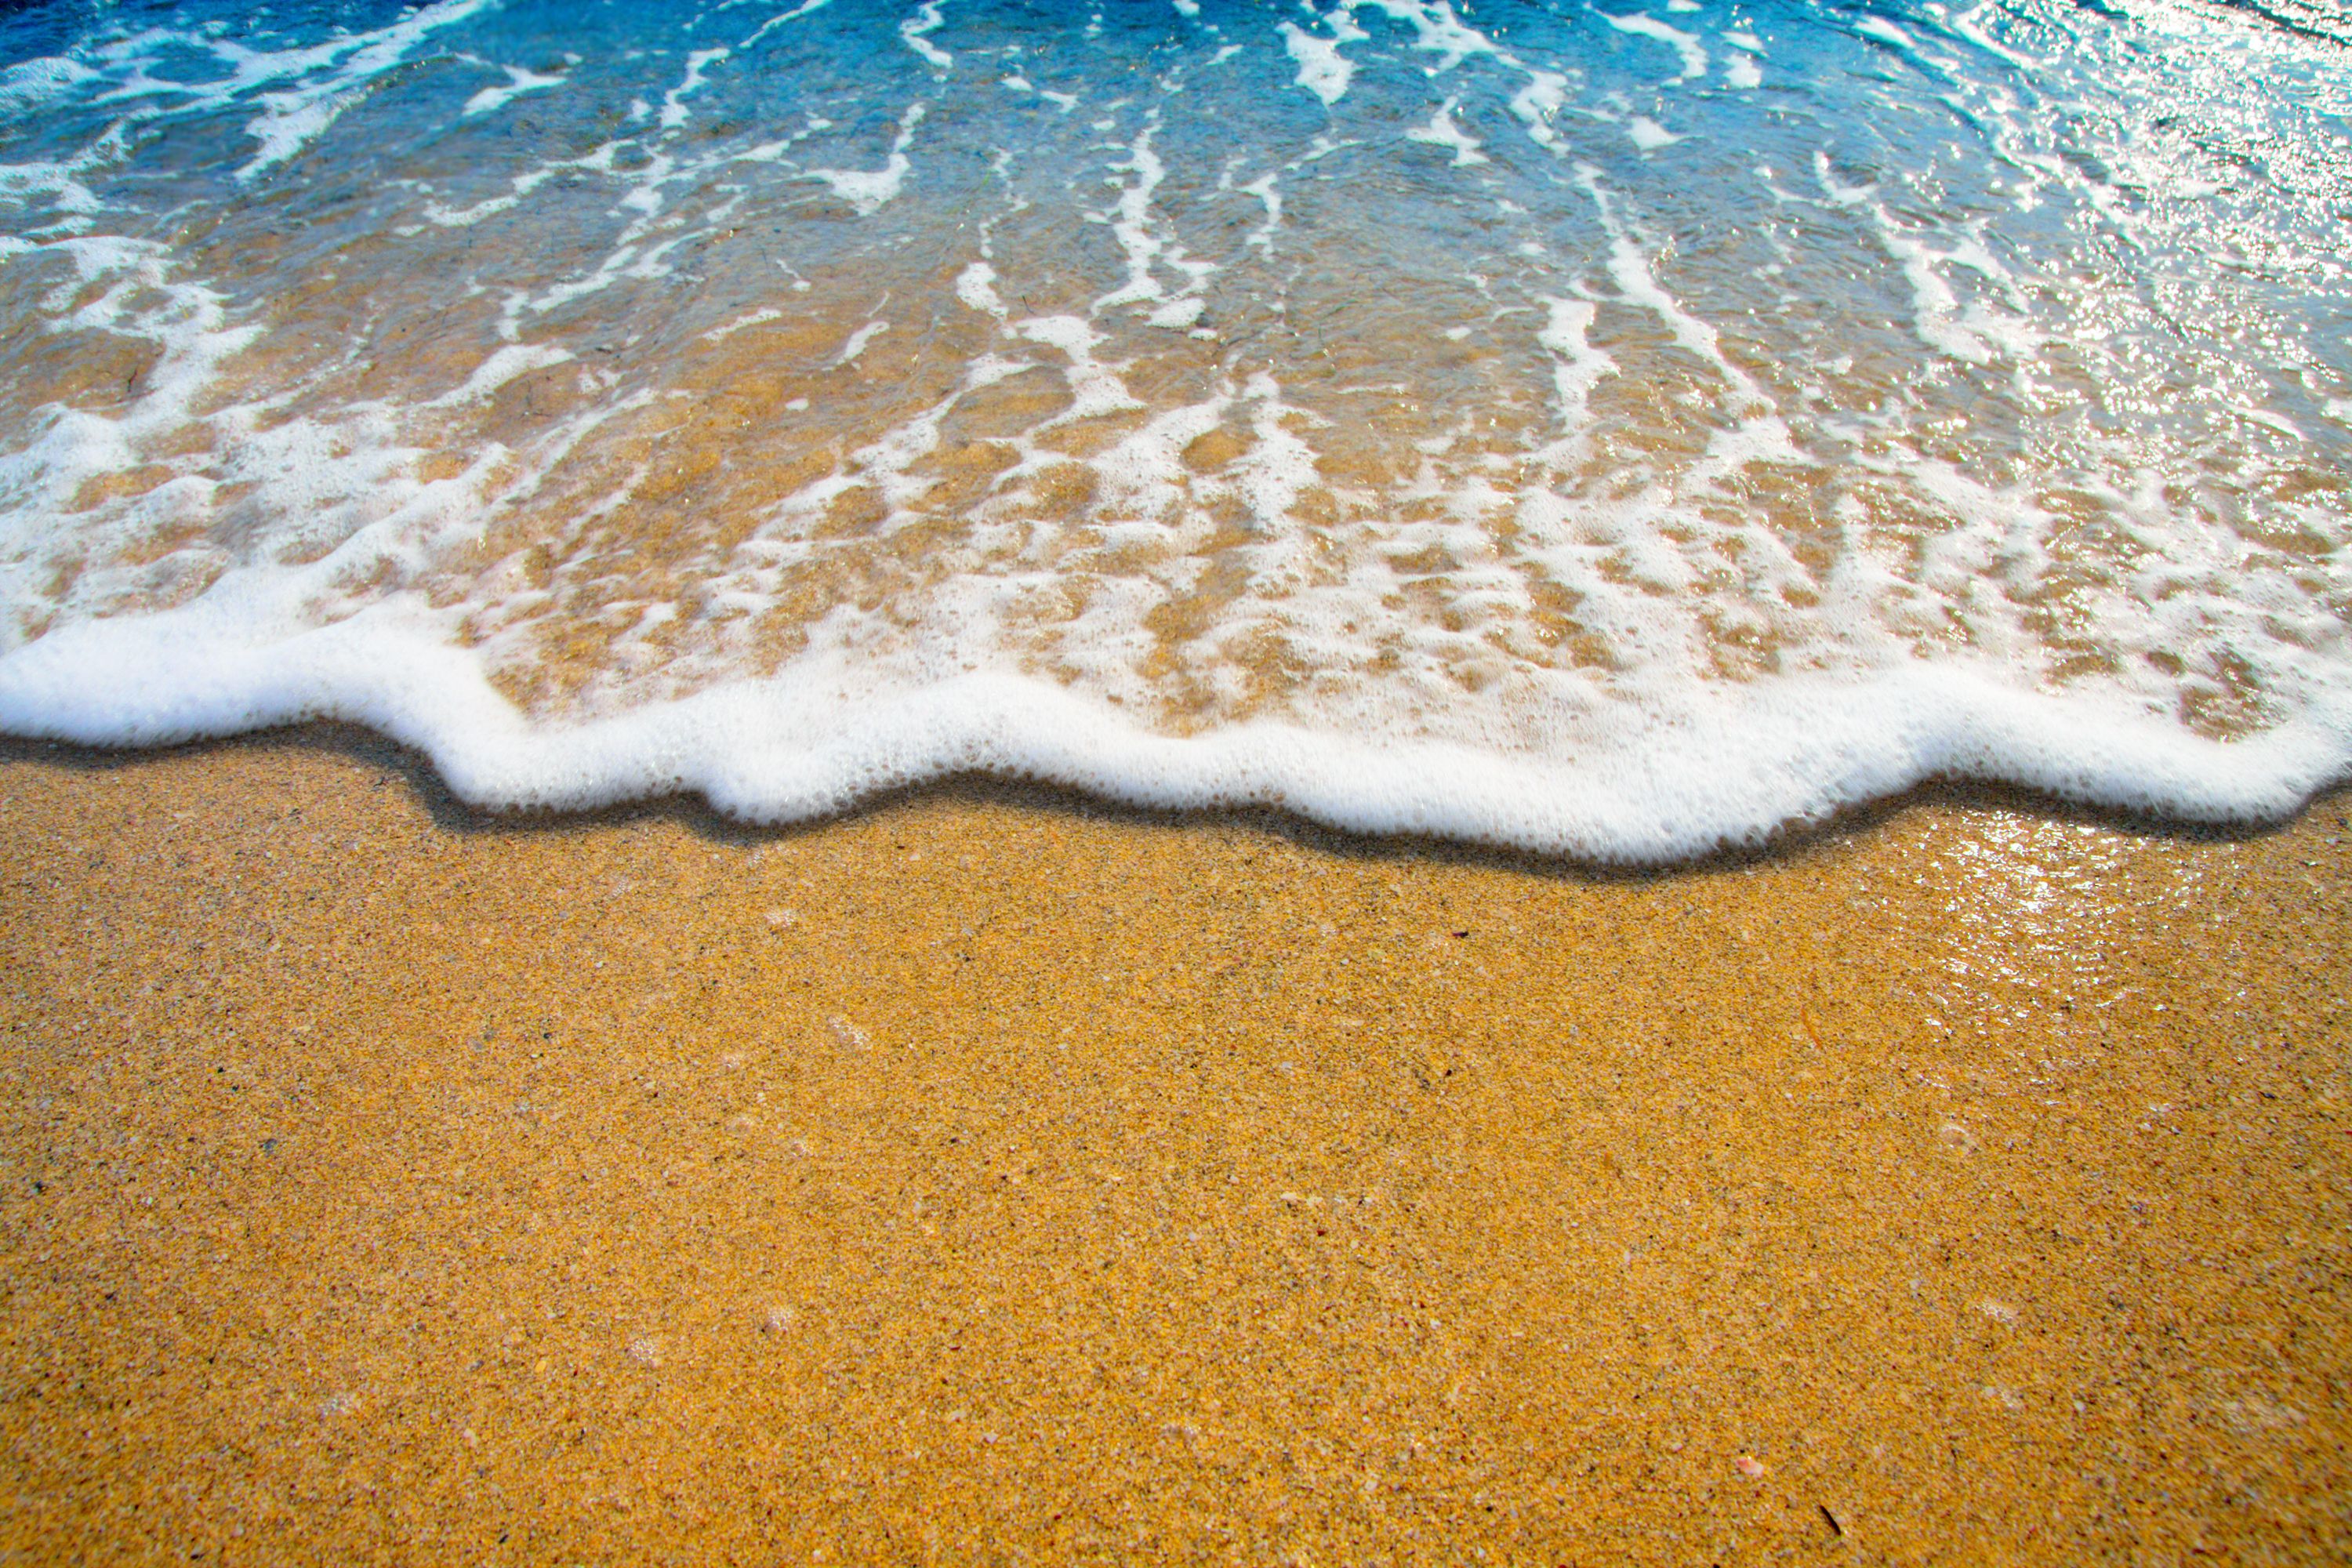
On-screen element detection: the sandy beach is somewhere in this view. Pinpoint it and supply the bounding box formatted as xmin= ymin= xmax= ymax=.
xmin=1 ymin=731 xmax=2346 ymax=1563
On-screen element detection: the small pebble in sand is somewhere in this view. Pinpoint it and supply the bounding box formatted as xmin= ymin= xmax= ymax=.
xmin=764 ymin=1305 xmax=797 ymax=1334
xmin=1938 ymin=1121 xmax=1977 ymax=1154
xmin=764 ymin=908 xmax=797 ymax=930
xmin=319 ymin=1392 xmax=358 ymax=1417
xmin=1980 ymin=1299 xmax=2016 ymax=1324
xmin=1736 ymin=1454 xmax=1767 ymax=1478
xmin=828 ymin=1015 xmax=870 ymax=1050
xmin=627 ymin=1335 xmax=664 ymax=1367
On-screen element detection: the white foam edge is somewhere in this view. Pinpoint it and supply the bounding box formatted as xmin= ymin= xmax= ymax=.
xmin=2 ymin=604 xmax=2343 ymax=863
xmin=1279 ymin=19 xmax=1361 ymax=106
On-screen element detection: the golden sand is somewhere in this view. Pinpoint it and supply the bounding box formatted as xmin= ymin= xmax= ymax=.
xmin=1 ymin=731 xmax=2346 ymax=1563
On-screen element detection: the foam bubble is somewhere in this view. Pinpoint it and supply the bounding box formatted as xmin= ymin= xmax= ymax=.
xmin=1406 ymin=100 xmax=1488 ymax=166
xmin=1280 ymin=12 xmax=1366 ymax=107
xmin=831 ymin=321 xmax=890 ymax=367
xmin=1605 ymin=12 xmax=1708 ymax=82
xmin=1352 ymin=0 xmax=1501 ymax=72
xmin=463 ymin=63 xmax=566 ymax=119
xmin=660 ymin=49 xmax=729 ymax=129
xmin=901 ymin=1 xmax=954 ymax=71
xmin=426 ymin=343 xmax=575 ymax=407
xmin=805 ymin=103 xmax=926 ymax=216
xmin=1626 ymin=116 xmax=1680 ymax=151
xmin=1536 ymin=298 xmax=1617 ymax=432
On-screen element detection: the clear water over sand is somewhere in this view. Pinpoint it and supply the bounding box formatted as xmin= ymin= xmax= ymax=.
xmin=1 ymin=0 xmax=2347 ymax=855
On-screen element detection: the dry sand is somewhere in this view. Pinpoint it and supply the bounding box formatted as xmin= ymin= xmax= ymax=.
xmin=0 ymin=730 xmax=2346 ymax=1563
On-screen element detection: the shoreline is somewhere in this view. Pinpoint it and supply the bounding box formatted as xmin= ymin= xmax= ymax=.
xmin=2 ymin=717 xmax=2328 ymax=870
xmin=2 ymin=728 xmax=2347 ymax=1562
xmin=5 ymin=644 xmax=2346 ymax=862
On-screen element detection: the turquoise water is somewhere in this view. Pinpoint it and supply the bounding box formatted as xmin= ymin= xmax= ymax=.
xmin=0 ymin=0 xmax=2347 ymax=856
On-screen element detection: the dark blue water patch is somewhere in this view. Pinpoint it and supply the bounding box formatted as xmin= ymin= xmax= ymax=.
xmin=0 ymin=0 xmax=107 ymax=72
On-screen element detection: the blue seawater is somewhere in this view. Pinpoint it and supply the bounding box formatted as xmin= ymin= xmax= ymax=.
xmin=0 ymin=0 xmax=2347 ymax=857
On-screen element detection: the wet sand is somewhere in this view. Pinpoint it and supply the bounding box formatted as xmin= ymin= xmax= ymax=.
xmin=0 ymin=730 xmax=2346 ymax=1563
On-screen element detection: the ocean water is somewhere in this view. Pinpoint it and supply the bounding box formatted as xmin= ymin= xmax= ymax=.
xmin=0 ymin=0 xmax=2347 ymax=858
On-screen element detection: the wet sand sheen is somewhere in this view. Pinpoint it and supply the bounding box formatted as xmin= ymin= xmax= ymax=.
xmin=1 ymin=735 xmax=2347 ymax=1563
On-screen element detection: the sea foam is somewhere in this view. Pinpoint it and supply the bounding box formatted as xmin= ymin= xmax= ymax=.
xmin=2 ymin=604 xmax=2346 ymax=862
xmin=0 ymin=0 xmax=2347 ymax=861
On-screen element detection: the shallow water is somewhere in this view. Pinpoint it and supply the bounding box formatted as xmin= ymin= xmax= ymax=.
xmin=1 ymin=0 xmax=2347 ymax=856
